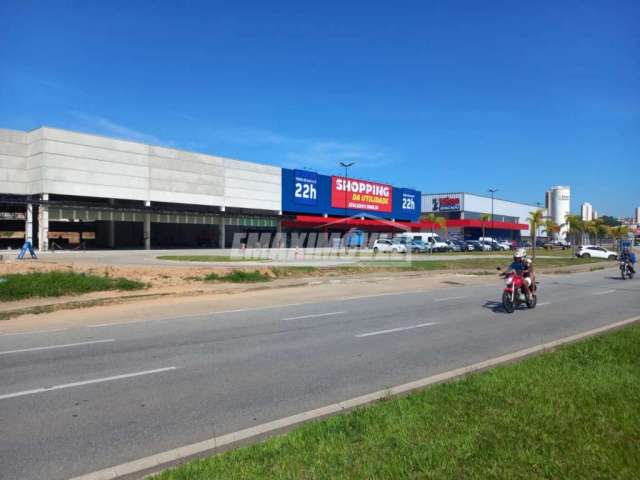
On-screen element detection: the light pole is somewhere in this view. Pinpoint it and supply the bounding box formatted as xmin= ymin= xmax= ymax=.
xmin=340 ymin=162 xmax=354 ymax=253
xmin=488 ymin=188 xmax=498 ymax=240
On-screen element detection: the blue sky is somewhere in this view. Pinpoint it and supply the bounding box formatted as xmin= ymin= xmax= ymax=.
xmin=1 ymin=0 xmax=638 ymax=217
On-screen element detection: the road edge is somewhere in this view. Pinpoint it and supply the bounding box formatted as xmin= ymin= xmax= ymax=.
xmin=70 ymin=314 xmax=640 ymax=480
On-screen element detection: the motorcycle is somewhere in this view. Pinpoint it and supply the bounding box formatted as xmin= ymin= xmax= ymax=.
xmin=497 ymin=267 xmax=537 ymax=313
xmin=619 ymin=261 xmax=635 ymax=280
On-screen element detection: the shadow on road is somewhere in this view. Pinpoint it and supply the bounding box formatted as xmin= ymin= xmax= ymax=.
xmin=483 ymin=300 xmax=508 ymax=314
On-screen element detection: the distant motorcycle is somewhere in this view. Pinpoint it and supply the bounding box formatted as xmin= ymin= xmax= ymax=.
xmin=498 ymin=268 xmax=537 ymax=313
xmin=619 ymin=261 xmax=635 ymax=280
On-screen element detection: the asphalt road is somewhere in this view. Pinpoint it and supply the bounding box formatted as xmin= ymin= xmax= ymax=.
xmin=1 ymin=269 xmax=639 ymax=480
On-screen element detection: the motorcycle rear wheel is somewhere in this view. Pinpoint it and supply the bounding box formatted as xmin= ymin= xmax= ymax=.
xmin=526 ymin=294 xmax=537 ymax=309
xmin=621 ymin=267 xmax=626 ymax=280
xmin=502 ymin=291 xmax=515 ymax=313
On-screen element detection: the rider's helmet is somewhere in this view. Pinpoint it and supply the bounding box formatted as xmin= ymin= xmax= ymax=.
xmin=513 ymin=248 xmax=527 ymax=260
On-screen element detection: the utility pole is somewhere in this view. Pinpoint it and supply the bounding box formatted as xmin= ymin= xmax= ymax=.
xmin=340 ymin=162 xmax=354 ymax=253
xmin=488 ymin=188 xmax=498 ymax=240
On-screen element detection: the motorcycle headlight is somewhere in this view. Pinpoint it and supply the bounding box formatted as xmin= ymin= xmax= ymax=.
xmin=505 ymin=277 xmax=513 ymax=285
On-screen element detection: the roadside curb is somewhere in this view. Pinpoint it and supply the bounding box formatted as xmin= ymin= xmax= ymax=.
xmin=70 ymin=314 xmax=640 ymax=480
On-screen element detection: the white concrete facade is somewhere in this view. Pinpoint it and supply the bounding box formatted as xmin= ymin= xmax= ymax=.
xmin=0 ymin=127 xmax=282 ymax=212
xmin=421 ymin=192 xmax=541 ymax=236
xmin=546 ymin=185 xmax=571 ymax=240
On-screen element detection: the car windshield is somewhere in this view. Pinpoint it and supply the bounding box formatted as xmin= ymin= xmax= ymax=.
xmin=432 ymin=235 xmax=443 ymax=242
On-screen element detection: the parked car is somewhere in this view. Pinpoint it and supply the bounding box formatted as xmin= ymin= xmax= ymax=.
xmin=373 ymin=239 xmax=407 ymax=254
xmin=450 ymin=239 xmax=468 ymax=252
xmin=575 ymin=245 xmax=617 ymax=260
xmin=467 ymin=240 xmax=489 ymax=251
xmin=409 ymin=239 xmax=430 ymax=253
xmin=445 ymin=240 xmax=462 ymax=252
xmin=498 ymin=240 xmax=513 ymax=250
xmin=543 ymin=240 xmax=569 ymax=250
xmin=480 ymin=240 xmax=502 ymax=251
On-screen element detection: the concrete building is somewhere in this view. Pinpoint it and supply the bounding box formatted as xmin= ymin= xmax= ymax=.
xmin=1 ymin=126 xmax=423 ymax=251
xmin=421 ymin=192 xmax=538 ymax=240
xmin=635 ymin=207 xmax=640 ymax=225
xmin=581 ymin=202 xmax=594 ymax=222
xmin=0 ymin=127 xmax=282 ymax=251
xmin=545 ymin=185 xmax=571 ymax=240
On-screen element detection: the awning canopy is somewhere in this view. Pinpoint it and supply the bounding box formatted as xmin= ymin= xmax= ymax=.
xmin=282 ymin=215 xmax=528 ymax=231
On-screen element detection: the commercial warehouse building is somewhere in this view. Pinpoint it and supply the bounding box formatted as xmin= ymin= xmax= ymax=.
xmin=0 ymin=127 xmax=281 ymax=251
xmin=0 ymin=126 xmax=423 ymax=251
xmin=421 ymin=192 xmax=537 ymax=241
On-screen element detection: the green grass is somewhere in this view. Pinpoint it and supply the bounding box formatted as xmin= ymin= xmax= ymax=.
xmin=204 ymin=270 xmax=271 ymax=283
xmin=153 ymin=324 xmax=640 ymax=480
xmin=0 ymin=271 xmax=145 ymax=301
xmin=356 ymin=256 xmax=606 ymax=272
xmin=157 ymin=255 xmax=267 ymax=262
xmin=270 ymin=266 xmax=319 ymax=277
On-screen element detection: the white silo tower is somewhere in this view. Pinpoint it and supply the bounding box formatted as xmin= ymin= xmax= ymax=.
xmin=547 ymin=186 xmax=571 ymax=240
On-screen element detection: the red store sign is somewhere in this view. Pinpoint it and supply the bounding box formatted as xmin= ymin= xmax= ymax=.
xmin=331 ymin=176 xmax=392 ymax=213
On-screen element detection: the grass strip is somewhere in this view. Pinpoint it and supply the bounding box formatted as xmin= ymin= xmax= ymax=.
xmin=204 ymin=270 xmax=271 ymax=283
xmin=154 ymin=323 xmax=640 ymax=480
xmin=0 ymin=271 xmax=145 ymax=301
xmin=157 ymin=256 xmax=267 ymax=262
xmin=357 ymin=256 xmax=606 ymax=271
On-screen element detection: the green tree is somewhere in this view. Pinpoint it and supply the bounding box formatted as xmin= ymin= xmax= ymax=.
xmin=480 ymin=213 xmax=491 ymax=244
xmin=564 ymin=214 xmax=584 ymax=255
xmin=527 ymin=209 xmax=545 ymax=259
xmin=422 ymin=213 xmax=447 ymax=253
xmin=609 ymin=225 xmax=629 ymax=251
xmin=542 ymin=218 xmax=559 ymax=240
xmin=600 ymin=215 xmax=621 ymax=227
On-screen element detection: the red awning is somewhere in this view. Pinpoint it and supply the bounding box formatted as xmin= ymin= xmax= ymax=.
xmin=282 ymin=215 xmax=528 ymax=232
xmin=420 ymin=219 xmax=528 ymax=230
xmin=282 ymin=215 xmax=421 ymax=231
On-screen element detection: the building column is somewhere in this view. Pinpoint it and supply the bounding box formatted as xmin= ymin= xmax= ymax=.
xmin=37 ymin=194 xmax=49 ymax=252
xmin=25 ymin=202 xmax=34 ymax=245
xmin=143 ymin=213 xmax=151 ymax=250
xmin=107 ymin=199 xmax=115 ymax=248
xmin=219 ymin=216 xmax=226 ymax=249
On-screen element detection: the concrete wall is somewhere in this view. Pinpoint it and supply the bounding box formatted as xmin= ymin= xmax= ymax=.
xmin=0 ymin=127 xmax=282 ymax=212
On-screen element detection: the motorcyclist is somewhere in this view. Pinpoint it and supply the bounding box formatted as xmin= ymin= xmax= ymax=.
xmin=620 ymin=247 xmax=636 ymax=275
xmin=506 ymin=248 xmax=534 ymax=300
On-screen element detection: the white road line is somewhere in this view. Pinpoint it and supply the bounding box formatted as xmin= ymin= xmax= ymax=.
xmin=0 ymin=339 xmax=115 ymax=356
xmin=434 ymin=295 xmax=468 ymax=302
xmin=356 ymin=322 xmax=437 ymax=338
xmin=283 ymin=311 xmax=345 ymax=321
xmin=0 ymin=328 xmax=68 ymax=337
xmin=537 ymin=302 xmax=551 ymax=306
xmin=593 ymin=289 xmax=616 ymax=296
xmin=73 ymin=316 xmax=640 ymax=480
xmin=0 ymin=367 xmax=177 ymax=401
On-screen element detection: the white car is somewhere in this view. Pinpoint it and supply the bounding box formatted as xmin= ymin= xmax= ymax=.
xmin=576 ymin=245 xmax=617 ymax=260
xmin=372 ymin=239 xmax=407 ymax=254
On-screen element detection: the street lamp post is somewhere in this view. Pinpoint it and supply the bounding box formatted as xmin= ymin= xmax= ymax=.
xmin=488 ymin=188 xmax=498 ymax=240
xmin=339 ymin=162 xmax=355 ymax=253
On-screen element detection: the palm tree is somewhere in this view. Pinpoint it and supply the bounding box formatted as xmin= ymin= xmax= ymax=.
xmin=593 ymin=219 xmax=608 ymax=245
xmin=422 ymin=213 xmax=447 ymax=252
xmin=542 ymin=217 xmax=559 ymax=241
xmin=527 ymin=209 xmax=544 ymax=259
xmin=564 ymin=214 xmax=584 ymax=256
xmin=609 ymin=225 xmax=629 ymax=251
xmin=480 ymin=213 xmax=491 ymax=242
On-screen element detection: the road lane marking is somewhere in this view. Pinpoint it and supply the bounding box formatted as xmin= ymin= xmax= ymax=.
xmin=434 ymin=295 xmax=468 ymax=302
xmin=593 ymin=289 xmax=615 ymax=296
xmin=537 ymin=302 xmax=551 ymax=306
xmin=71 ymin=314 xmax=640 ymax=480
xmin=0 ymin=339 xmax=115 ymax=356
xmin=0 ymin=367 xmax=177 ymax=401
xmin=283 ymin=311 xmax=346 ymax=321
xmin=355 ymin=322 xmax=437 ymax=338
xmin=0 ymin=328 xmax=68 ymax=337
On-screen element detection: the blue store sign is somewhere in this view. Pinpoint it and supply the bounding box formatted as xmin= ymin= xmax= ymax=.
xmin=282 ymin=169 xmax=420 ymax=221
